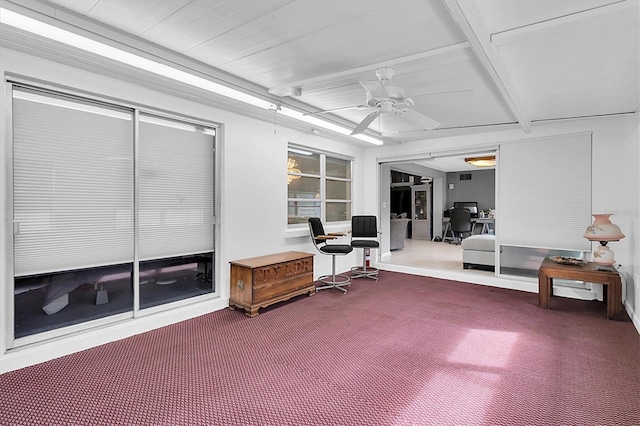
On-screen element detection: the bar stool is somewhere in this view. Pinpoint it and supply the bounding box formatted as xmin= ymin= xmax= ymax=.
xmin=350 ymin=215 xmax=380 ymax=281
xmin=308 ymin=217 xmax=353 ymax=293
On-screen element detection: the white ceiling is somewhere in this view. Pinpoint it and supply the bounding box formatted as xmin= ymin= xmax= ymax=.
xmin=2 ymin=0 xmax=638 ymax=170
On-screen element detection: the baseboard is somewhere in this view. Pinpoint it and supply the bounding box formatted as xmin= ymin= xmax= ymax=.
xmin=1 ymin=297 xmax=230 ymax=374
xmin=377 ymin=262 xmax=538 ymax=293
xmin=625 ymin=300 xmax=640 ymax=335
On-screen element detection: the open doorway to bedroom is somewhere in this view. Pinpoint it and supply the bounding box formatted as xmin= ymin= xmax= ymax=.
xmin=379 ymin=151 xmax=496 ymax=277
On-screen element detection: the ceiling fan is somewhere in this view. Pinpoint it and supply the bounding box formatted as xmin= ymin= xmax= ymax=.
xmin=306 ymin=67 xmax=441 ymax=136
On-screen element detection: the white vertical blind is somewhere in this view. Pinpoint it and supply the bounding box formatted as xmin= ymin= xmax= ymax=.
xmin=498 ymin=133 xmax=592 ymax=251
xmin=138 ymin=114 xmax=214 ymax=260
xmin=13 ymin=88 xmax=134 ymax=276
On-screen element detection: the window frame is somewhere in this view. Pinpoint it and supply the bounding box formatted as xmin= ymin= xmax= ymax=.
xmin=287 ymin=145 xmax=352 ymax=228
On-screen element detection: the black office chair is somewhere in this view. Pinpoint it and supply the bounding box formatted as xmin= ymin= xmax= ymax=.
xmin=308 ymin=217 xmax=353 ymax=293
xmin=449 ymin=207 xmax=473 ymax=244
xmin=350 ymin=215 xmax=380 ymax=281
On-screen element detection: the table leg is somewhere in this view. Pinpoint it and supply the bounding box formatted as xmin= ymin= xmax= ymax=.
xmin=606 ymin=278 xmax=623 ymax=320
xmin=442 ymin=221 xmax=451 ymax=241
xmin=538 ymin=272 xmax=552 ymax=309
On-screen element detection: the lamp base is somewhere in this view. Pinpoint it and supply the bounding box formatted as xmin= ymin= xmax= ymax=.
xmin=592 ymin=243 xmax=616 ymax=265
xmin=594 ymin=264 xmax=615 ymax=272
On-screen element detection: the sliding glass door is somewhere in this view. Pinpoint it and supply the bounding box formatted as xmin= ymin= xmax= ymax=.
xmin=12 ymin=88 xmax=135 ymax=338
xmin=10 ymin=85 xmax=217 ymax=342
xmin=138 ymin=114 xmax=215 ymax=309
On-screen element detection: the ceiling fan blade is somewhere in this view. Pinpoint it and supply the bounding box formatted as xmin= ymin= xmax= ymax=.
xmin=359 ymin=80 xmax=389 ymax=99
xmin=303 ymin=105 xmax=369 ymax=116
xmin=400 ymin=109 xmax=440 ymax=130
xmin=350 ymin=111 xmax=380 ymax=135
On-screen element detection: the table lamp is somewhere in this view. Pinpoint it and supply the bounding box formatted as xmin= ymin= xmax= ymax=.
xmin=583 ymin=214 xmax=625 ymax=265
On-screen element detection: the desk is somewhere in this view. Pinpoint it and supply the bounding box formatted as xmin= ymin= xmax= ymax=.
xmin=538 ymin=258 xmax=624 ymax=320
xmin=473 ymin=218 xmax=494 ymax=235
xmin=442 ymin=217 xmax=494 ymax=240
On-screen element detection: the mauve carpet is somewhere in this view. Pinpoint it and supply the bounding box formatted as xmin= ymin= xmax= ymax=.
xmin=1 ymin=271 xmax=639 ymax=426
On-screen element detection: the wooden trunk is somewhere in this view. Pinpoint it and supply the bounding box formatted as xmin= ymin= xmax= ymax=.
xmin=229 ymin=251 xmax=315 ymax=317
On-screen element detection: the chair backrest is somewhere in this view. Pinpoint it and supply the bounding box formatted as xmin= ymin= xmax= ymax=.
xmin=449 ymin=208 xmax=472 ymax=232
xmin=351 ymin=215 xmax=378 ymax=238
xmin=308 ymin=217 xmax=326 ymax=245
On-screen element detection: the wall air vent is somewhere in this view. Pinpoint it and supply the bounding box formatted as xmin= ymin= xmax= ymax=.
xmin=459 ymin=173 xmax=472 ymax=181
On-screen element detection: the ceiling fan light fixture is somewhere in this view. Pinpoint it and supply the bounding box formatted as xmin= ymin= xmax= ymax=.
xmin=356 ymin=68 xmax=440 ymax=134
xmin=464 ymin=155 xmax=496 ymax=168
xmin=384 ymin=85 xmax=405 ymax=102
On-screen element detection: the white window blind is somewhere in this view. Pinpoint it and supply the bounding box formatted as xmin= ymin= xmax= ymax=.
xmin=13 ymin=88 xmax=134 ymax=276
xmin=138 ymin=114 xmax=215 ymax=260
xmin=498 ymin=133 xmax=592 ymax=251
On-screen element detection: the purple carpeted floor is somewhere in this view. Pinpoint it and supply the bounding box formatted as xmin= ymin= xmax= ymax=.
xmin=1 ymin=271 xmax=639 ymax=425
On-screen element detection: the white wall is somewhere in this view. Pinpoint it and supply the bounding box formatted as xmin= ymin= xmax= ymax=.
xmin=220 ymin=110 xmax=365 ymax=291
xmin=0 ymin=47 xmax=365 ymax=372
xmin=623 ymin=113 xmax=640 ymax=331
xmin=364 ymin=114 xmax=640 ymax=332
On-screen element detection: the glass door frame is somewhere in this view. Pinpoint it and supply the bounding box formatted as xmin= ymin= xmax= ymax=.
xmin=5 ymin=79 xmax=221 ymax=349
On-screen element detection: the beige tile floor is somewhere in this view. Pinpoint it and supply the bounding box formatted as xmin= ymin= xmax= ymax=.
xmin=380 ymin=238 xmax=494 ymax=277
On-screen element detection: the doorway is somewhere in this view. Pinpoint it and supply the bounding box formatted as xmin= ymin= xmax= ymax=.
xmin=380 ymin=151 xmax=496 ymax=276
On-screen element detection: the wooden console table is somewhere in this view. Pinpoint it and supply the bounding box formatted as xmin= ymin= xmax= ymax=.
xmin=538 ymin=258 xmax=624 ymax=320
xmin=229 ymin=251 xmax=315 ymax=317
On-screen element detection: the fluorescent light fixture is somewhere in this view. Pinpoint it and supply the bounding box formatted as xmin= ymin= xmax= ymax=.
xmin=464 ymin=155 xmax=496 ymax=167
xmin=352 ymin=133 xmax=384 ymax=146
xmin=0 ymin=7 xmax=384 ymax=146
xmin=279 ymin=106 xmax=383 ymax=145
xmin=0 ymin=9 xmax=277 ymax=111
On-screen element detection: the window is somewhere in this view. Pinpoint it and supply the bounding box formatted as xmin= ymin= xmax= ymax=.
xmin=287 ymin=147 xmax=352 ymax=226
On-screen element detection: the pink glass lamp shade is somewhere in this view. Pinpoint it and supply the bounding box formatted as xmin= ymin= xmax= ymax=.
xmin=583 ymin=214 xmax=625 ymax=265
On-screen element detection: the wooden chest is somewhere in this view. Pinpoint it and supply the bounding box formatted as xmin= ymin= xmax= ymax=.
xmin=229 ymin=251 xmax=315 ymax=317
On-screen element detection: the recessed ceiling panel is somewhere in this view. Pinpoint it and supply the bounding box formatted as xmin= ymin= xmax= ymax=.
xmin=476 ymin=0 xmax=623 ymax=34
xmin=492 ymin=2 xmax=639 ymax=120
xmin=186 ymin=0 xmax=466 ymax=88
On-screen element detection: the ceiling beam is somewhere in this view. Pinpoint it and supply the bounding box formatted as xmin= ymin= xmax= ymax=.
xmin=267 ymin=42 xmax=470 ymax=97
xmin=442 ymin=0 xmax=532 ymax=134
